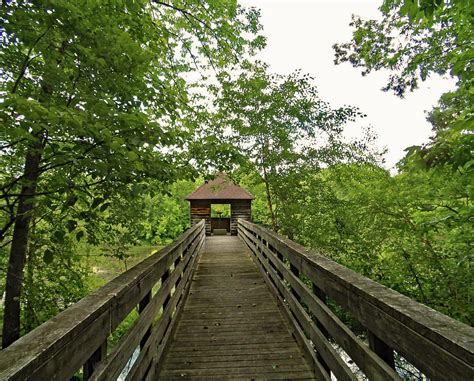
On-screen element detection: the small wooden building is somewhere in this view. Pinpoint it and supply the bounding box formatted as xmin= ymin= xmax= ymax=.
xmin=186 ymin=174 xmax=254 ymax=235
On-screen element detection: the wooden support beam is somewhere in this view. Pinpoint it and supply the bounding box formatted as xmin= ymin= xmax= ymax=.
xmin=237 ymin=219 xmax=474 ymax=381
xmin=83 ymin=342 xmax=107 ymax=381
xmin=139 ymin=291 xmax=152 ymax=349
xmin=368 ymin=331 xmax=395 ymax=369
xmin=0 ymin=221 xmax=206 ymax=381
xmin=313 ymin=283 xmax=331 ymax=375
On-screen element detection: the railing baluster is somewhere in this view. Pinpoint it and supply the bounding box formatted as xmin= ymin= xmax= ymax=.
xmin=83 ymin=342 xmax=107 ymax=381
xmin=368 ymin=331 xmax=395 ymax=368
xmin=312 ymin=283 xmax=331 ymax=374
xmin=139 ymin=291 xmax=152 ymax=349
xmin=161 ymin=269 xmax=171 ymax=310
xmin=174 ymin=244 xmax=183 ymax=285
xmin=269 ymin=244 xmax=284 ymax=280
xmin=290 ymin=262 xmax=301 ymax=302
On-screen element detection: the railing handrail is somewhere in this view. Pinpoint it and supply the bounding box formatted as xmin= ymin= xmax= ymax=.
xmin=238 ymin=219 xmax=474 ymax=380
xmin=0 ymin=220 xmax=205 ymax=381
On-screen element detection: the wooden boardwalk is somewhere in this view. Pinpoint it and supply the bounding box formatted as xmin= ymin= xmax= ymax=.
xmin=2 ymin=222 xmax=472 ymax=380
xmin=157 ymin=236 xmax=317 ymax=380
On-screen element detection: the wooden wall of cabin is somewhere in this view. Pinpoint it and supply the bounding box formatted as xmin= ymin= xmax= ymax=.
xmin=230 ymin=200 xmax=252 ymax=235
xmin=190 ymin=200 xmax=211 ymax=235
xmin=190 ymin=199 xmax=252 ymax=235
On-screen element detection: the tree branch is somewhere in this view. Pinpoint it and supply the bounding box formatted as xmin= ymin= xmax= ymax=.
xmin=11 ymin=28 xmax=50 ymax=94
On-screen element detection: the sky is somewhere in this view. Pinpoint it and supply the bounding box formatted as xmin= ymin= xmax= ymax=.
xmin=239 ymin=0 xmax=456 ymax=169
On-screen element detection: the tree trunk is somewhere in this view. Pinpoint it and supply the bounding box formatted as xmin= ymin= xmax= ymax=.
xmin=23 ymin=217 xmax=39 ymax=333
xmin=262 ymin=167 xmax=277 ymax=231
xmin=2 ymin=137 xmax=43 ymax=348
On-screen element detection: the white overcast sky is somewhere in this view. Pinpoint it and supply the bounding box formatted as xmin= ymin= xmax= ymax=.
xmin=239 ymin=0 xmax=456 ymax=169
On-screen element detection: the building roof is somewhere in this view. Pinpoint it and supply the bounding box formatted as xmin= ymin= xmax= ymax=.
xmin=186 ymin=173 xmax=254 ymax=201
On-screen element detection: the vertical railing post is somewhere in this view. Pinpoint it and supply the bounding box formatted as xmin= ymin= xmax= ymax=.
xmin=312 ymin=284 xmax=331 ymax=374
xmin=139 ymin=291 xmax=152 ymax=349
xmin=275 ymin=248 xmax=285 ymax=279
xmin=161 ymin=268 xmax=171 ymax=310
xmin=290 ymin=262 xmax=301 ymax=302
xmin=368 ymin=331 xmax=395 ymax=368
xmin=174 ymin=243 xmax=183 ymax=286
xmin=83 ymin=342 xmax=107 ymax=380
xmin=269 ymin=244 xmax=284 ymax=281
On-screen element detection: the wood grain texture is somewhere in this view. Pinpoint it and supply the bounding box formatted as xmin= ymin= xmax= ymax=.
xmin=157 ymin=236 xmax=317 ymax=380
xmin=0 ymin=222 xmax=205 ymax=381
xmin=239 ymin=225 xmax=400 ymax=380
xmin=238 ymin=219 xmax=474 ymax=381
xmin=190 ymin=200 xmax=251 ymax=235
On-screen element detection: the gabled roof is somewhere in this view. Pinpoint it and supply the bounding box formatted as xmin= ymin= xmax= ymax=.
xmin=186 ymin=173 xmax=254 ymax=201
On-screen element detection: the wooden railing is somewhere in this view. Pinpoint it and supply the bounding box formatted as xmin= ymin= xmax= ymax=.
xmin=0 ymin=220 xmax=205 ymax=381
xmin=238 ymin=219 xmax=474 ymax=381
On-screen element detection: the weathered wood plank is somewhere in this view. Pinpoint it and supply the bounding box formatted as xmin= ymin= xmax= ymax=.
xmin=160 ymin=364 xmax=312 ymax=376
xmin=158 ymin=372 xmax=317 ymax=380
xmin=163 ymin=357 xmax=317 ymax=371
xmin=239 ymin=219 xmax=474 ymax=381
xmin=164 ymin=351 xmax=303 ymax=364
xmin=0 ymin=221 xmax=205 ymax=381
xmin=157 ymin=236 xmax=317 ymax=380
xmin=240 ymin=224 xmax=401 ymax=380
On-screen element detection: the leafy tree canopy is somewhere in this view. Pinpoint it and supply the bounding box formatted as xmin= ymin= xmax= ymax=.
xmin=333 ymin=0 xmax=473 ymax=171
xmin=0 ymin=0 xmax=264 ymax=347
xmin=211 ymin=61 xmax=368 ymax=229
xmin=333 ymin=0 xmax=473 ymax=96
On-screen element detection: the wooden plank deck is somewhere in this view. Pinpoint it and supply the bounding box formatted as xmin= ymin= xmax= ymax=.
xmin=157 ymin=236 xmax=317 ymax=380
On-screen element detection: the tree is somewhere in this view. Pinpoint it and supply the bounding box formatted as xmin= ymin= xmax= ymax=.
xmin=269 ymin=162 xmax=473 ymax=324
xmin=139 ymin=179 xmax=198 ymax=245
xmin=333 ymin=0 xmax=473 ymax=97
xmin=410 ymin=89 xmax=474 ymax=170
xmin=333 ymin=0 xmax=473 ymax=170
xmin=0 ymin=0 xmax=264 ymax=347
xmin=213 ymin=61 xmax=364 ymax=231
xmin=327 ymin=1 xmax=473 ymax=323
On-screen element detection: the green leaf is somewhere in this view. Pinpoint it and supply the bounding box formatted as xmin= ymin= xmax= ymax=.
xmin=53 ymin=230 xmax=65 ymax=244
xmin=43 ymin=249 xmax=54 ymax=264
xmin=64 ymin=195 xmax=78 ymax=208
xmin=408 ymin=3 xmax=419 ymax=19
xmin=91 ymin=198 xmax=104 ymax=209
xmin=399 ymin=0 xmax=412 ymax=16
xmin=131 ymin=184 xmax=141 ymax=197
xmin=66 ymin=219 xmax=78 ymax=233
xmin=100 ymin=202 xmax=111 ymax=212
xmin=127 ymin=150 xmax=139 ymax=161
xmin=76 ymin=231 xmax=85 ymax=241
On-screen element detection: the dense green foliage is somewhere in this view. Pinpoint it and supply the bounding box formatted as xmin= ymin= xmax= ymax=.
xmin=0 ymin=0 xmax=471 ymax=349
xmin=321 ymin=0 xmax=472 ymax=323
xmin=212 ymin=61 xmax=375 ymax=231
xmin=333 ymin=0 xmax=473 ymax=170
xmin=0 ymin=0 xmax=263 ymax=346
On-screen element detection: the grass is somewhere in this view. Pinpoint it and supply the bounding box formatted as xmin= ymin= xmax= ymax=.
xmin=85 ymin=244 xmax=162 ymax=290
xmin=84 ymin=244 xmax=163 ymax=357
